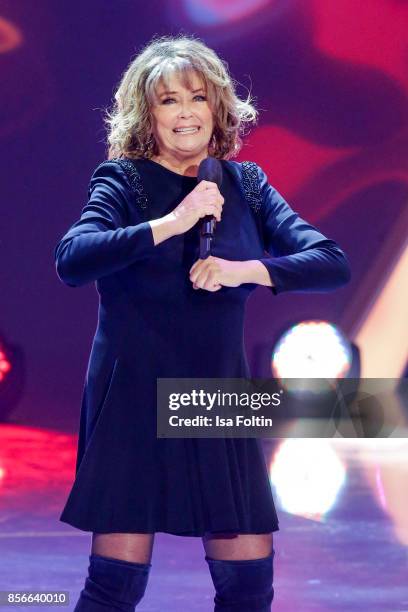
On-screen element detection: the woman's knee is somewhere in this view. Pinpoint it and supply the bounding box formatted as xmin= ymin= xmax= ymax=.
xmin=202 ymin=532 xmax=273 ymax=561
xmin=91 ymin=532 xmax=155 ymax=564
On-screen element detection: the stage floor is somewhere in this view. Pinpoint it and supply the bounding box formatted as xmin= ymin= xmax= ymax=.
xmin=0 ymin=425 xmax=407 ymax=611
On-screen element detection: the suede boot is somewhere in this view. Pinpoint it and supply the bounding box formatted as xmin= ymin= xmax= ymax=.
xmin=73 ymin=553 xmax=151 ymax=611
xmin=205 ymin=550 xmax=275 ymax=611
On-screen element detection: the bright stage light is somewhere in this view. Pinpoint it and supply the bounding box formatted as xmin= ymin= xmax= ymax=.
xmin=0 ymin=347 xmax=12 ymax=383
xmin=269 ymin=439 xmax=346 ymax=518
xmin=271 ymin=320 xmax=353 ymax=395
xmin=0 ymin=336 xmax=25 ymax=422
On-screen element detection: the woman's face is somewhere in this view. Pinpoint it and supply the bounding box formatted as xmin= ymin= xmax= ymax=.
xmin=150 ymin=71 xmax=214 ymax=161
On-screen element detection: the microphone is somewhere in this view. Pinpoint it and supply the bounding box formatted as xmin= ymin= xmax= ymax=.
xmin=197 ymin=157 xmax=223 ymax=259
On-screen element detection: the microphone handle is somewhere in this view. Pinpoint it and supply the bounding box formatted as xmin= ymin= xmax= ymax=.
xmin=201 ymin=215 xmax=216 ymax=236
xmin=200 ymin=215 xmax=216 ymax=259
xmin=199 ymin=235 xmax=212 ymax=259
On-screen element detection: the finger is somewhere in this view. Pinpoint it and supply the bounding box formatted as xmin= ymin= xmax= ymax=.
xmin=189 ymin=256 xmax=215 ymax=278
xmin=194 ymin=180 xmax=218 ymax=192
xmin=201 ymin=204 xmax=221 ymax=221
xmin=202 ymin=269 xmax=221 ymax=291
xmin=193 ymin=267 xmax=212 ymax=289
xmin=203 ymin=190 xmax=222 ymax=204
xmin=190 ymin=260 xmax=209 ymax=283
xmin=209 ymin=205 xmax=221 ymax=222
xmin=203 ymin=280 xmax=222 ymax=292
xmin=190 ymin=264 xmax=198 ymax=276
xmin=204 ymin=193 xmax=223 ymax=207
xmin=192 ymin=268 xmax=222 ymax=291
xmin=206 ymin=195 xmax=224 ymax=214
xmin=193 ymin=271 xmax=209 ymax=289
xmin=189 ymin=259 xmax=201 ymax=274
xmin=207 ymin=200 xmax=222 ymax=221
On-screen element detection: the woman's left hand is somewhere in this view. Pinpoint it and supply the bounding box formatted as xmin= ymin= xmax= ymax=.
xmin=189 ymin=256 xmax=244 ymax=292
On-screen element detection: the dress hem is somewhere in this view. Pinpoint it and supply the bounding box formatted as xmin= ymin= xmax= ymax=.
xmin=59 ymin=516 xmax=279 ymax=537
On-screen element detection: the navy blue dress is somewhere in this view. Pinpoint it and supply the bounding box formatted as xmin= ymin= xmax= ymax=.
xmin=55 ymin=157 xmax=350 ymax=535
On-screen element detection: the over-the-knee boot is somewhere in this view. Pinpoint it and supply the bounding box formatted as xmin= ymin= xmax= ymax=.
xmin=73 ymin=553 xmax=151 ymax=611
xmin=205 ymin=550 xmax=275 ymax=611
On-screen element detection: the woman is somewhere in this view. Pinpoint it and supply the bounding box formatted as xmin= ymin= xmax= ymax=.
xmin=55 ymin=35 xmax=351 ymax=611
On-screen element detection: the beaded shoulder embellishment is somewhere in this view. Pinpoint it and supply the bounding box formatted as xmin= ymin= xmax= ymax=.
xmin=96 ymin=159 xmax=261 ymax=216
xmin=241 ymin=161 xmax=262 ymax=214
xmin=111 ymin=157 xmax=149 ymax=211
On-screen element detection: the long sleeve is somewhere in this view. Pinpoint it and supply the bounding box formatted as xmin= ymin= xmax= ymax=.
xmin=255 ymin=165 xmax=351 ymax=295
xmin=55 ymin=161 xmax=155 ymax=287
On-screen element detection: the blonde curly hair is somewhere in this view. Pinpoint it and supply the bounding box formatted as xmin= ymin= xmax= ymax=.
xmin=104 ymin=34 xmax=258 ymax=160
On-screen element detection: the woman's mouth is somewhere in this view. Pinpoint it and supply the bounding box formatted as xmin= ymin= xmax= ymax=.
xmin=173 ymin=126 xmax=201 ymax=134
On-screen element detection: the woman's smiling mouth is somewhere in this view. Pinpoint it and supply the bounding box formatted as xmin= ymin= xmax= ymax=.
xmin=173 ymin=126 xmax=201 ymax=134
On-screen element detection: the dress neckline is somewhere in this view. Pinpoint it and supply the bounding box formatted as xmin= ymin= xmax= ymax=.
xmin=142 ymin=158 xmax=198 ymax=180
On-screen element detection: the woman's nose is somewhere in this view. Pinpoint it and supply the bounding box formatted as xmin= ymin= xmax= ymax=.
xmin=179 ymin=103 xmax=193 ymax=117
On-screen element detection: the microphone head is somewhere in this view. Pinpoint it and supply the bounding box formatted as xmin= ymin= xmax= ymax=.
xmin=197 ymin=157 xmax=223 ymax=188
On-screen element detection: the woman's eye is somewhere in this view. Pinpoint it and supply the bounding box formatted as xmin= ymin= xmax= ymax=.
xmin=161 ymin=95 xmax=207 ymax=105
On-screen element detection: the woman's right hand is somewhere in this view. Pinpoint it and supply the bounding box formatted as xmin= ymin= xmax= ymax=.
xmin=170 ymin=180 xmax=224 ymax=235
